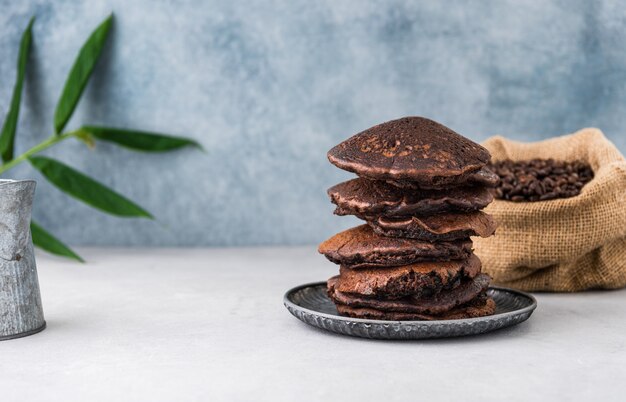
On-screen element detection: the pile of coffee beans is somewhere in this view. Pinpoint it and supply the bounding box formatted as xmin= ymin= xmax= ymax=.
xmin=488 ymin=159 xmax=594 ymax=202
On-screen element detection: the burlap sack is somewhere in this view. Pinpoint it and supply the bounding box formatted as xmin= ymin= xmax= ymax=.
xmin=473 ymin=128 xmax=626 ymax=292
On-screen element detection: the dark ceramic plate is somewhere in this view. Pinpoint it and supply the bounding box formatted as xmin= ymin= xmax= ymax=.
xmin=284 ymin=282 xmax=536 ymax=340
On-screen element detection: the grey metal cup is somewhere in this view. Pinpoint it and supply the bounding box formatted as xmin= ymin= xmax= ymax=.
xmin=0 ymin=180 xmax=45 ymax=340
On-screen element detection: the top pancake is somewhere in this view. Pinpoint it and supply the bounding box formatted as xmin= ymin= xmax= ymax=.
xmin=327 ymin=117 xmax=491 ymax=187
xmin=385 ymin=166 xmax=499 ymax=190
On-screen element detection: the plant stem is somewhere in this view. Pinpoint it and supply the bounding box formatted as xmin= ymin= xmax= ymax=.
xmin=0 ymin=131 xmax=76 ymax=175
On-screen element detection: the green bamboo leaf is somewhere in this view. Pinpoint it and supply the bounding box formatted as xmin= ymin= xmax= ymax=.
xmin=31 ymin=220 xmax=84 ymax=262
xmin=82 ymin=126 xmax=203 ymax=152
xmin=0 ymin=17 xmax=34 ymax=162
xmin=53 ymin=14 xmax=113 ymax=134
xmin=75 ymin=130 xmax=96 ymax=149
xmin=29 ymin=156 xmax=153 ymax=218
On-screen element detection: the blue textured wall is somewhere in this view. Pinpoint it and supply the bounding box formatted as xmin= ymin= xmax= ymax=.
xmin=0 ymin=0 xmax=624 ymax=246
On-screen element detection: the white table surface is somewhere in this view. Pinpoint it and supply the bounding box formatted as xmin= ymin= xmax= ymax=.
xmin=1 ymin=247 xmax=624 ymax=402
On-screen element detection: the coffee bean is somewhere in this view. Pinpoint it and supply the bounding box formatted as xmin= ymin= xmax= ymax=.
xmin=488 ymin=159 xmax=594 ymax=202
xmin=539 ymin=193 xmax=554 ymax=201
xmin=536 ymin=181 xmax=545 ymax=195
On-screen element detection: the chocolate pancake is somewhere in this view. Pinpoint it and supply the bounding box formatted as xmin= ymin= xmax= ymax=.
xmin=335 ymin=295 xmax=496 ymax=321
xmin=327 ymin=117 xmax=491 ymax=188
xmin=335 ymin=254 xmax=482 ymax=299
xmin=386 ymin=166 xmax=499 ymax=190
xmin=328 ymin=273 xmax=490 ymax=315
xmin=318 ymin=225 xmax=473 ymax=268
xmin=328 ymin=178 xmax=494 ymax=217
xmin=367 ymin=211 xmax=497 ymax=242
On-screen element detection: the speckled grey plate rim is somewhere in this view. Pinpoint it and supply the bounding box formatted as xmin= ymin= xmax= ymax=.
xmin=284 ymin=282 xmax=537 ymax=335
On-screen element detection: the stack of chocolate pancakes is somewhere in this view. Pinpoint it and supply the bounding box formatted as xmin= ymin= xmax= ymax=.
xmin=319 ymin=117 xmax=498 ymax=320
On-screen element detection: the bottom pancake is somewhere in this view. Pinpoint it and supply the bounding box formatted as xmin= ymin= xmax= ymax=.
xmin=335 ymin=295 xmax=495 ymax=321
xmin=328 ymin=273 xmax=491 ymax=315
